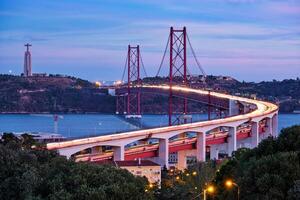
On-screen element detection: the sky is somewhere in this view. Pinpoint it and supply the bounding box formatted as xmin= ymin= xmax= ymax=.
xmin=0 ymin=0 xmax=299 ymax=82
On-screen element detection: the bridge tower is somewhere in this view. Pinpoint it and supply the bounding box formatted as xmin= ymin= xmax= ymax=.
xmin=127 ymin=45 xmax=141 ymax=117
xmin=116 ymin=45 xmax=141 ymax=118
xmin=168 ymin=27 xmax=188 ymax=126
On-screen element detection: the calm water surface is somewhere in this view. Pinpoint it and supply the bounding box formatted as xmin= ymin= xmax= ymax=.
xmin=0 ymin=114 xmax=299 ymax=138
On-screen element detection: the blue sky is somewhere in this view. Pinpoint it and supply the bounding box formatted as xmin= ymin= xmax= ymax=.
xmin=0 ymin=0 xmax=299 ymax=82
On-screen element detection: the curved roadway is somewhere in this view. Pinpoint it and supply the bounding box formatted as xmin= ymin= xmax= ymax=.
xmin=47 ymin=85 xmax=278 ymax=152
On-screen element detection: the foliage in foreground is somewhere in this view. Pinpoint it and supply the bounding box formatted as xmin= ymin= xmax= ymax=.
xmin=154 ymin=161 xmax=219 ymax=200
xmin=0 ymin=134 xmax=151 ymax=200
xmin=1 ymin=125 xmax=300 ymax=200
xmin=214 ymin=125 xmax=300 ymax=200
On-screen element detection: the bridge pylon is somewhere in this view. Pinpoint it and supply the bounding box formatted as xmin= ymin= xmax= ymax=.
xmin=168 ymin=27 xmax=189 ymax=126
xmin=116 ymin=45 xmax=142 ymax=118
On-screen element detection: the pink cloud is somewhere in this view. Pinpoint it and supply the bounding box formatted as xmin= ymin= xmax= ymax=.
xmin=269 ymin=2 xmax=300 ymax=15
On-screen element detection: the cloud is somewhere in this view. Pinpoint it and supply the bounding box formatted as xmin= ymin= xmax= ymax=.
xmin=0 ymin=0 xmax=299 ymax=81
xmin=268 ymin=2 xmax=300 ymax=15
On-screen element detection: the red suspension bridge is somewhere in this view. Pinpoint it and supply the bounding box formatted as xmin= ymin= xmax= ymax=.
xmin=47 ymin=27 xmax=279 ymax=169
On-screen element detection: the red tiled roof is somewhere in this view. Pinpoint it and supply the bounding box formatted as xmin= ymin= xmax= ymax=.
xmin=115 ymin=160 xmax=160 ymax=167
xmin=92 ymin=160 xmax=115 ymax=166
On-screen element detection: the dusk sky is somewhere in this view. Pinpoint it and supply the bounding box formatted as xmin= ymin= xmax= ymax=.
xmin=0 ymin=0 xmax=299 ymax=82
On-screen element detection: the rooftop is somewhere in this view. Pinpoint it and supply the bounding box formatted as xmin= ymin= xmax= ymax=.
xmin=115 ymin=160 xmax=160 ymax=167
xmin=93 ymin=159 xmax=160 ymax=167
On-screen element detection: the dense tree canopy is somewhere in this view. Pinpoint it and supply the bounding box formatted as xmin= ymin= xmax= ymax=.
xmin=1 ymin=125 xmax=300 ymax=200
xmin=0 ymin=134 xmax=152 ymax=200
xmin=214 ymin=125 xmax=300 ymax=200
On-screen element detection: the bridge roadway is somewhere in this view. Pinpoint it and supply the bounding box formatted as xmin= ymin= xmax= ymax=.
xmin=74 ymin=125 xmax=266 ymax=162
xmin=47 ymin=85 xmax=279 ymax=169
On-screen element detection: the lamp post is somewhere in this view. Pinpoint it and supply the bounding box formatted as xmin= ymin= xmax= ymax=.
xmin=225 ymin=180 xmax=240 ymax=200
xmin=192 ymin=184 xmax=215 ymax=200
xmin=203 ymin=185 xmax=215 ymax=200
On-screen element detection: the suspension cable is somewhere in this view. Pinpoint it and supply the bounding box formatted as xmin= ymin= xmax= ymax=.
xmin=140 ymin=53 xmax=148 ymax=78
xmin=187 ymin=33 xmax=207 ymax=78
xmin=121 ymin=55 xmax=128 ymax=83
xmin=156 ymin=35 xmax=170 ymax=77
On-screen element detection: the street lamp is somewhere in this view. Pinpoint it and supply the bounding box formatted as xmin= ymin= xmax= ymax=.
xmin=225 ymin=179 xmax=240 ymax=200
xmin=203 ymin=185 xmax=215 ymax=200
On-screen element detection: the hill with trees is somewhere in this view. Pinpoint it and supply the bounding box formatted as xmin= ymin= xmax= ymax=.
xmin=0 ymin=74 xmax=114 ymax=113
xmin=0 ymin=74 xmax=299 ymax=113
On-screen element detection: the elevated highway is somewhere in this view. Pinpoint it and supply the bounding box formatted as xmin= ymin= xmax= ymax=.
xmin=47 ymin=85 xmax=278 ymax=169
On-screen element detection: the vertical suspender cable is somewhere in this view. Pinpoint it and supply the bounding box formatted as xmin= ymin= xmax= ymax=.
xmin=156 ymin=36 xmax=170 ymax=77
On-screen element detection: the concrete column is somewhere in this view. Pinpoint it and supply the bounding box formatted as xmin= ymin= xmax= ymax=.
xmin=59 ymin=149 xmax=72 ymax=159
xmin=177 ymin=150 xmax=187 ymax=170
xmin=210 ymin=145 xmax=219 ymax=160
xmin=229 ymin=100 xmax=239 ymax=116
xmin=159 ymin=139 xmax=169 ymax=169
xmin=196 ymin=132 xmax=206 ymax=162
xmin=113 ymin=146 xmax=124 ymax=161
xmin=265 ymin=118 xmax=273 ymax=138
xmin=227 ymin=127 xmax=237 ymax=156
xmin=272 ymin=114 xmax=279 ymax=137
xmin=251 ymin=121 xmax=259 ymax=148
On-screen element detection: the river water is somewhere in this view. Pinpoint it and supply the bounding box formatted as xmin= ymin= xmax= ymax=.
xmin=0 ymin=114 xmax=299 ymax=138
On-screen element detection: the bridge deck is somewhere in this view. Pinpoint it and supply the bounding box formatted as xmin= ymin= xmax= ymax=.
xmin=47 ymin=85 xmax=278 ymax=152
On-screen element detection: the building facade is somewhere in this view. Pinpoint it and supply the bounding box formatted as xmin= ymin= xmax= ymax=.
xmin=115 ymin=160 xmax=161 ymax=186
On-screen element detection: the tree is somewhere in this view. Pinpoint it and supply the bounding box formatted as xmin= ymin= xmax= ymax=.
xmin=156 ymin=161 xmax=219 ymax=200
xmin=288 ymin=180 xmax=300 ymax=200
xmin=0 ymin=136 xmax=152 ymax=200
xmin=214 ymin=126 xmax=300 ymax=200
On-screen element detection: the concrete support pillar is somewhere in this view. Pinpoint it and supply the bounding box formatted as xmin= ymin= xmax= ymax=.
xmin=272 ymin=114 xmax=279 ymax=137
xmin=210 ymin=145 xmax=219 ymax=160
xmin=159 ymin=139 xmax=169 ymax=169
xmin=177 ymin=151 xmax=186 ymax=170
xmin=196 ymin=132 xmax=206 ymax=162
xmin=251 ymin=121 xmax=259 ymax=148
xmin=265 ymin=118 xmax=273 ymax=138
xmin=59 ymin=149 xmax=72 ymax=159
xmin=229 ymin=100 xmax=239 ymax=116
xmin=113 ymin=146 xmax=124 ymax=161
xmin=227 ymin=127 xmax=237 ymax=156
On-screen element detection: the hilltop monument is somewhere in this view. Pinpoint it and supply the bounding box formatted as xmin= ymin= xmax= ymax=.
xmin=24 ymin=43 xmax=32 ymax=77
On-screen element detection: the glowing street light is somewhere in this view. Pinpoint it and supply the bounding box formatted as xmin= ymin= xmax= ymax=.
xmin=192 ymin=171 xmax=197 ymax=176
xmin=225 ymin=179 xmax=240 ymax=200
xmin=203 ymin=185 xmax=215 ymax=200
xmin=95 ymin=81 xmax=102 ymax=87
